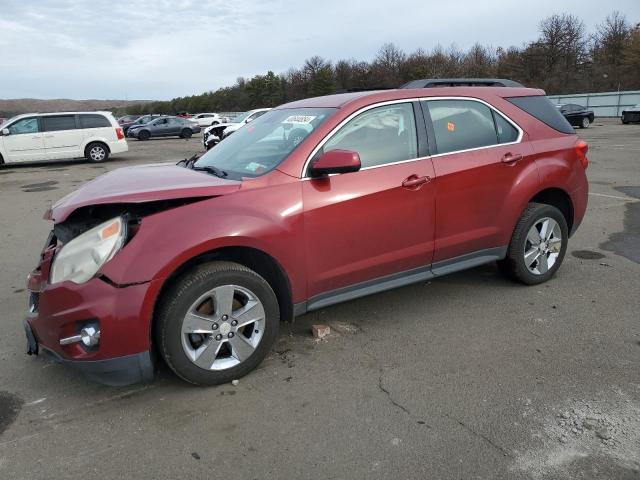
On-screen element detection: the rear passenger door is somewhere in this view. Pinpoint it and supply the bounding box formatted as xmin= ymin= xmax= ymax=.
xmin=167 ymin=118 xmax=182 ymax=135
xmin=421 ymin=98 xmax=534 ymax=266
xmin=42 ymin=115 xmax=83 ymax=159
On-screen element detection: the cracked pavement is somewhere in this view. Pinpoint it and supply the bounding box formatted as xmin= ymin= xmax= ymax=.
xmin=0 ymin=122 xmax=639 ymax=479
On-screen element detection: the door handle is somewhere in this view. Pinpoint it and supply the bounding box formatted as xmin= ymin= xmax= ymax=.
xmin=402 ymin=175 xmax=430 ymax=189
xmin=501 ymin=153 xmax=523 ymax=164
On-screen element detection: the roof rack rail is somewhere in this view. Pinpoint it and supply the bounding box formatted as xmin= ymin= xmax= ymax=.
xmin=400 ymin=78 xmax=524 ymax=89
xmin=335 ymin=87 xmax=394 ymax=93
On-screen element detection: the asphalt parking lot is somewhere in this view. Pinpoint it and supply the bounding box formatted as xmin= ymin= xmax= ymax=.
xmin=0 ymin=121 xmax=638 ymax=479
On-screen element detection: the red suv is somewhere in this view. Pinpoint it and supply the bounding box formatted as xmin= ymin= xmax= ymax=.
xmin=24 ymin=83 xmax=588 ymax=386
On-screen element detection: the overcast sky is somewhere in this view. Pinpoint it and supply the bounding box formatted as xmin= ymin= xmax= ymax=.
xmin=1 ymin=0 xmax=639 ymax=100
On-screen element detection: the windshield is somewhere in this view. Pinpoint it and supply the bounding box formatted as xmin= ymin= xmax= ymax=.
xmin=194 ymin=108 xmax=336 ymax=180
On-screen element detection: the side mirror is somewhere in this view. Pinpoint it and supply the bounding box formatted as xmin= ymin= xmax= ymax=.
xmin=309 ymin=149 xmax=361 ymax=177
xmin=1 ymin=128 xmax=10 ymax=136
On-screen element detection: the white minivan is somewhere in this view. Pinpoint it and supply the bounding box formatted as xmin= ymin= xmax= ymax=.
xmin=0 ymin=111 xmax=128 ymax=164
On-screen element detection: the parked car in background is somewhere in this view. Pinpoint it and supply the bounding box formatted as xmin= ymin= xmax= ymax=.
xmin=127 ymin=116 xmax=201 ymax=140
xmin=190 ymin=113 xmax=222 ymax=127
xmin=0 ymin=118 xmax=6 ymax=125
xmin=202 ymin=108 xmax=271 ymax=149
xmin=118 ymin=114 xmax=143 ymax=132
xmin=24 ymin=82 xmax=589 ymax=385
xmin=621 ymin=104 xmax=640 ymax=124
xmin=1 ymin=111 xmax=127 ymax=164
xmin=176 ymin=112 xmax=193 ymax=118
xmin=556 ymin=103 xmax=594 ymax=128
xmin=122 ymin=114 xmax=163 ymax=134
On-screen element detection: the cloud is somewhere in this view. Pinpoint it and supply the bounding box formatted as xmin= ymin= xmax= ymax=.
xmin=0 ymin=0 xmax=638 ymax=100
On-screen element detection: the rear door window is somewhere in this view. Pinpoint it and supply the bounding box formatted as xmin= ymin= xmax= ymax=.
xmin=79 ymin=114 xmax=111 ymax=128
xmin=506 ymin=96 xmax=574 ymax=134
xmin=424 ymin=99 xmax=498 ymax=155
xmin=493 ymin=112 xmax=519 ymax=144
xmin=42 ymin=115 xmax=77 ymax=132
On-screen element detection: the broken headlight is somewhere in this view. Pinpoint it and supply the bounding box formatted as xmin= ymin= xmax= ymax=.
xmin=50 ymin=217 xmax=126 ymax=285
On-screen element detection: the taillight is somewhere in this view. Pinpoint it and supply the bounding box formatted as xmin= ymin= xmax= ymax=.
xmin=116 ymin=127 xmax=125 ymax=140
xmin=575 ymin=140 xmax=589 ymax=169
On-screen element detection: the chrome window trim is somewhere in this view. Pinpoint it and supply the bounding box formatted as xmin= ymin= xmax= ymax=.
xmin=301 ymin=96 xmax=524 ymax=178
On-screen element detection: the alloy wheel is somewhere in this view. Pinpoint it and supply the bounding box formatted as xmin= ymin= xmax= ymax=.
xmin=524 ymin=217 xmax=563 ymax=275
xmin=90 ymin=146 xmax=106 ymax=161
xmin=181 ymin=285 xmax=265 ymax=371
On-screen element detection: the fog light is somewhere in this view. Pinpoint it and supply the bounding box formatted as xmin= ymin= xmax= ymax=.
xmin=80 ymin=327 xmax=100 ymax=347
xmin=60 ymin=326 xmax=100 ymax=347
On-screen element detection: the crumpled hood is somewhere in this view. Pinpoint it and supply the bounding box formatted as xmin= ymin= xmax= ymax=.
xmin=48 ymin=163 xmax=241 ymax=223
xmin=204 ymin=122 xmax=239 ymax=134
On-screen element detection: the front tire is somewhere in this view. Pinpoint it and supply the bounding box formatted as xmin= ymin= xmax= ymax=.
xmin=580 ymin=117 xmax=590 ymax=128
xmin=85 ymin=142 xmax=109 ymax=162
xmin=138 ymin=130 xmax=150 ymax=141
xmin=155 ymin=261 xmax=280 ymax=386
xmin=498 ymin=203 xmax=568 ymax=285
xmin=180 ymin=129 xmax=193 ymax=139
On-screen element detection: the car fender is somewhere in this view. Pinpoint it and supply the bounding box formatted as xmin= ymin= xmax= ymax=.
xmin=99 ymin=181 xmax=306 ymax=301
xmin=81 ymin=136 xmax=113 ymax=152
xmin=524 ymin=137 xmax=588 ymax=229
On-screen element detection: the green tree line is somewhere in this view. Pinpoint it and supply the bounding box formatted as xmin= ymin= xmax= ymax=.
xmin=126 ymin=11 xmax=640 ymax=116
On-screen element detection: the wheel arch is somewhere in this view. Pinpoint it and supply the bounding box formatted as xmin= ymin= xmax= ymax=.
xmin=150 ymin=245 xmax=294 ymax=343
xmin=529 ymin=187 xmax=574 ymax=234
xmin=84 ymin=139 xmax=111 ymax=154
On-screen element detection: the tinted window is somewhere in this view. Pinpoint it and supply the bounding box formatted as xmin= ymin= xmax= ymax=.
xmin=43 ymin=115 xmax=76 ymax=132
xmin=507 ymin=96 xmax=574 ymax=134
xmin=8 ymin=117 xmax=39 ymax=135
xmin=79 ymin=114 xmax=110 ymax=128
xmin=425 ymin=99 xmax=497 ymax=154
xmin=322 ymin=103 xmax=418 ymax=168
xmin=493 ymin=111 xmax=519 ymax=143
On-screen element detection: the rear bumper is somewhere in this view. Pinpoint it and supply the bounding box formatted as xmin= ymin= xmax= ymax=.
xmin=570 ymin=180 xmax=589 ymax=237
xmin=109 ymin=139 xmax=128 ymax=155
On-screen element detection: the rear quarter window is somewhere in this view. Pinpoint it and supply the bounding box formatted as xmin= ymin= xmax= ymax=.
xmin=79 ymin=114 xmax=111 ymax=128
xmin=507 ymin=96 xmax=574 ymax=134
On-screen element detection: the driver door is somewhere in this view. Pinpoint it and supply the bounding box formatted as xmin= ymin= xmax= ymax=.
xmin=1 ymin=117 xmax=46 ymax=163
xmin=302 ymin=102 xmax=436 ymax=301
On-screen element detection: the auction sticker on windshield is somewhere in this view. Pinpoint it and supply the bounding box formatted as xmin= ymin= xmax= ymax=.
xmin=283 ymin=115 xmax=316 ymax=124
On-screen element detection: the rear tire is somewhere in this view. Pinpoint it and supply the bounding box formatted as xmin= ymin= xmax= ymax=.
xmin=138 ymin=130 xmax=150 ymax=141
xmin=180 ymin=129 xmax=192 ymax=139
xmin=155 ymin=261 xmax=280 ymax=386
xmin=498 ymin=202 xmax=568 ymax=285
xmin=85 ymin=142 xmax=109 ymax=162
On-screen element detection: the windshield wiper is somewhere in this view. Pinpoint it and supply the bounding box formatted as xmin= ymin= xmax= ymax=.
xmin=177 ymin=154 xmax=199 ymax=168
xmin=177 ymin=155 xmax=227 ymax=178
xmin=192 ymin=165 xmax=228 ymax=178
